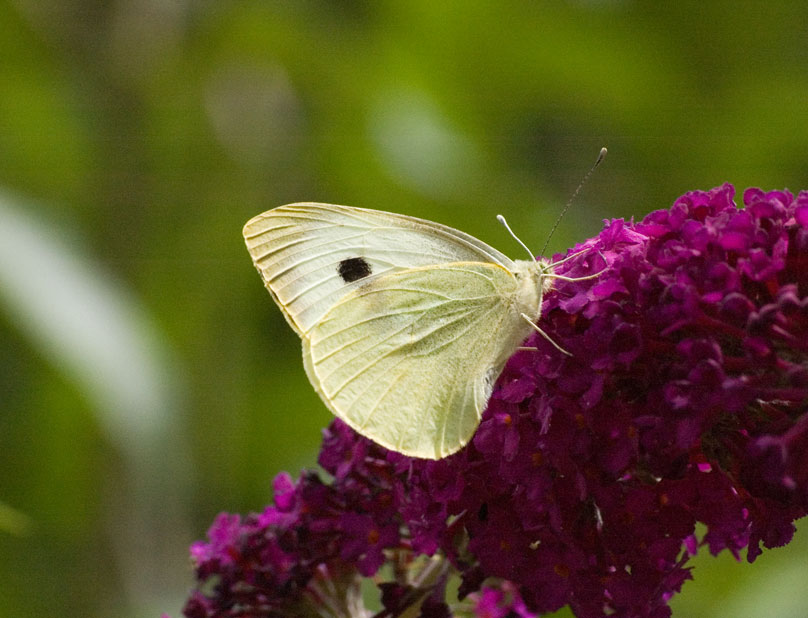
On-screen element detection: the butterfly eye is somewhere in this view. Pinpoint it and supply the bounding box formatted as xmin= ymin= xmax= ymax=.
xmin=338 ymin=257 xmax=372 ymax=283
xmin=478 ymin=502 xmax=489 ymax=522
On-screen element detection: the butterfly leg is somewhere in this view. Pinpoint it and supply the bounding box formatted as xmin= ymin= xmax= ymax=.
xmin=546 ymin=246 xmax=592 ymax=267
xmin=545 ymin=250 xmax=608 ymax=283
xmin=546 ymin=270 xmax=604 ymax=283
xmin=520 ymin=313 xmax=572 ymax=356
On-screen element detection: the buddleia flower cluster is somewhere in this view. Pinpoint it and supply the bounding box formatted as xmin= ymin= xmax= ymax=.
xmin=177 ymin=184 xmax=808 ymax=618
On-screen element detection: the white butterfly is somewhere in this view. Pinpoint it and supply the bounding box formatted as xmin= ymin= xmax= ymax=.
xmin=243 ymin=203 xmax=590 ymax=459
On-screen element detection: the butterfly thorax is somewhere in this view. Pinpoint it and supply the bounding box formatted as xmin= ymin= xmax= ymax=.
xmin=511 ymin=258 xmax=554 ymax=321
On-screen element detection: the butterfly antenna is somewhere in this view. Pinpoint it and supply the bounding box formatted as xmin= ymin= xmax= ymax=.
xmin=539 ymin=147 xmax=607 ymax=257
xmin=497 ymin=214 xmax=535 ymax=260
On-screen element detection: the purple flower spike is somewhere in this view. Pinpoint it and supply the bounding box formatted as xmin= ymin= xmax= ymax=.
xmin=180 ymin=185 xmax=808 ymax=618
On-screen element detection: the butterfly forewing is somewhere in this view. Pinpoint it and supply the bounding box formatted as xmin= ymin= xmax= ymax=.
xmin=303 ymin=262 xmax=534 ymax=458
xmin=243 ymin=203 xmax=514 ymax=336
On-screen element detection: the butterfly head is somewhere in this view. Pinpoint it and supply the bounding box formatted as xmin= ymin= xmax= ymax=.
xmin=512 ymin=258 xmax=554 ymax=320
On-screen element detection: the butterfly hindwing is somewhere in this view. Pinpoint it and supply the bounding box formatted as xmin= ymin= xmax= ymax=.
xmin=303 ymin=262 xmax=534 ymax=459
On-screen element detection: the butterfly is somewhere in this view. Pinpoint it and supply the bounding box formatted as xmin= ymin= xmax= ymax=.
xmin=243 ymin=203 xmax=592 ymax=459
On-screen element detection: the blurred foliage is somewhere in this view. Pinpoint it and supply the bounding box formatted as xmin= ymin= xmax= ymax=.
xmin=0 ymin=1 xmax=806 ymax=617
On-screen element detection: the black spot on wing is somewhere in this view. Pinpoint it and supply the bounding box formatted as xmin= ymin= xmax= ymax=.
xmin=338 ymin=257 xmax=372 ymax=283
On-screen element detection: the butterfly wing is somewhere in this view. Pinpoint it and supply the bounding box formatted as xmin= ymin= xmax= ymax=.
xmin=303 ymin=262 xmax=534 ymax=459
xmin=243 ymin=203 xmax=514 ymax=336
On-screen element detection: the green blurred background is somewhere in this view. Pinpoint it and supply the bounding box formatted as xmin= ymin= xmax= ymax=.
xmin=1 ymin=2 xmax=807 ymax=617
